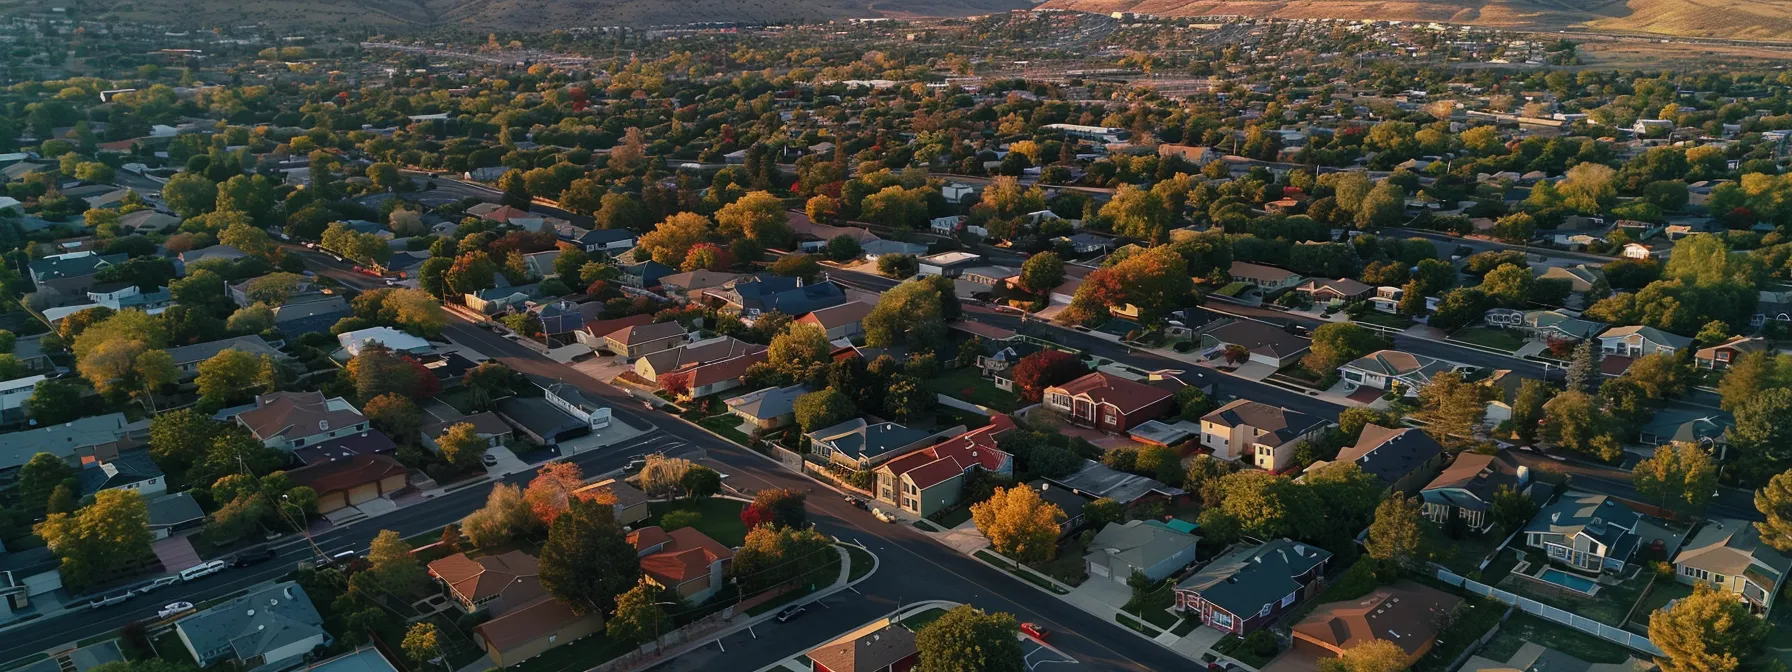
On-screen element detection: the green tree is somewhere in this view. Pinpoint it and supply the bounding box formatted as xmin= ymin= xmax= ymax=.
xmin=1508 ymin=379 xmax=1554 ymax=443
xmin=23 ymin=379 xmax=84 ymax=425
xmin=793 ymin=388 xmax=856 ymax=432
xmin=679 ymin=466 xmax=722 ymax=500
xmin=862 ymin=278 xmax=955 ymax=351
xmin=1756 ymin=470 xmax=1792 ymax=552
xmin=195 ymin=349 xmax=278 ymax=407
xmin=915 ymin=606 xmax=1025 ymax=672
xmin=1634 ymin=443 xmax=1717 ymax=513
xmin=1490 ymin=485 xmax=1539 ymax=532
xmin=17 ymin=452 xmax=75 ymax=511
xmin=1365 ymin=494 xmax=1425 ymax=568
xmin=538 ymin=497 xmax=639 ymax=615
xmin=161 ymin=172 xmax=217 ymax=218
xmin=1565 ymin=339 xmax=1599 ymax=394
xmin=1084 ymin=497 xmax=1125 ymax=529
xmin=1415 ymin=371 xmax=1488 ymax=446
xmin=607 ymin=581 xmax=669 ymax=645
xmin=34 ymin=490 xmax=152 ymax=589
xmin=1018 ymin=251 xmax=1065 ymax=294
xmin=1101 ymin=183 xmax=1171 ymax=243
xmin=1733 ymin=388 xmax=1792 ymax=470
xmin=768 ymin=322 xmax=832 ymax=371
xmin=1648 ymin=584 xmax=1773 ymax=672
xmin=368 ymin=529 xmax=430 ymax=597
xmin=1302 ymin=323 xmax=1385 ymax=372
xmin=1318 ymin=640 xmax=1407 ymax=672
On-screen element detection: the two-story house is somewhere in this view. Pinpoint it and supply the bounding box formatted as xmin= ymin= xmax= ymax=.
xmin=873 ymin=415 xmax=1015 ymax=517
xmin=1673 ymin=518 xmax=1792 ymax=617
xmin=1418 ymin=451 xmax=1537 ymax=533
xmin=1042 ymin=372 xmax=1176 ymax=433
xmin=810 ymin=418 xmax=948 ymax=471
xmin=1174 ymin=539 xmax=1332 ymax=636
xmin=166 ymin=336 xmax=288 ymax=380
xmin=1523 ymin=492 xmax=1643 ymax=574
xmin=1695 ymin=335 xmax=1769 ymax=370
xmin=1317 ymin=424 xmax=1448 ymax=495
xmin=1338 ymin=350 xmax=1469 ymax=397
xmin=1199 ymin=400 xmax=1329 ymax=472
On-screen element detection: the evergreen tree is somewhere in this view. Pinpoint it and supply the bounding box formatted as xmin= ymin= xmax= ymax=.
xmin=1565 ymin=339 xmax=1598 ymax=394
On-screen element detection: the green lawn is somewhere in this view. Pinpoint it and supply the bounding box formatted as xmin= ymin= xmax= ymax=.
xmin=1354 ymin=312 xmax=1414 ymax=330
xmin=746 ymin=550 xmax=843 ymax=616
xmin=974 ymin=550 xmax=1069 ymax=594
xmin=437 ymin=388 xmax=478 ymax=414
xmin=1424 ymin=523 xmax=1509 ymax=576
xmin=846 ymin=545 xmax=876 ymax=582
xmin=506 ymin=633 xmax=637 ymax=672
xmin=932 ymin=505 xmax=974 ymax=529
xmin=900 ymin=607 xmax=949 ymax=632
xmin=1628 ymin=578 xmax=1692 ymax=630
xmin=1497 ymin=564 xmax=1647 ymax=626
xmin=1479 ymin=613 xmax=1641 ymax=665
xmin=926 ymin=368 xmax=1019 ymax=413
xmin=646 ymin=499 xmax=749 ymax=547
xmin=1412 ymin=598 xmax=1506 ymax=672
xmin=1450 ymin=327 xmax=1526 ymax=352
xmin=697 ymin=414 xmax=752 ymax=446
xmin=151 ymin=632 xmax=196 ymax=667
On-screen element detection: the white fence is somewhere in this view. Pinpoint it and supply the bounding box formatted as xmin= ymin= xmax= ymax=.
xmin=1433 ymin=568 xmax=1664 ymax=657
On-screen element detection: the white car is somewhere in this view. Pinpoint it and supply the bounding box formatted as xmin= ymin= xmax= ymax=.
xmin=158 ymin=601 xmax=193 ymax=619
xmin=871 ymin=508 xmax=896 ymax=523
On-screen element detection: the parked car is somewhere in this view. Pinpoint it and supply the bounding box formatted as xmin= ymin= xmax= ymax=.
xmin=844 ymin=496 xmax=869 ymax=510
xmin=87 ymin=592 xmax=133 ymax=610
xmin=775 ymin=605 xmax=807 ymax=623
xmin=1451 ymin=245 xmax=1473 ymax=260
xmin=232 ymin=545 xmax=277 ymax=568
xmin=1020 ymin=622 xmax=1050 ymax=642
xmin=481 ymin=453 xmax=500 ymax=467
xmin=317 ymin=550 xmax=359 ymax=568
xmin=158 ymin=602 xmax=194 ymax=619
xmin=133 ymin=576 xmax=180 ymax=596
xmin=623 ymin=455 xmax=648 ymax=473
xmin=870 ymin=508 xmax=896 ymax=523
xmin=178 ymin=560 xmax=228 ymax=582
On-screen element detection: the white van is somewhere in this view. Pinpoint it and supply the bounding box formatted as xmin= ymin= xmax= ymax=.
xmin=178 ymin=560 xmax=228 ymax=582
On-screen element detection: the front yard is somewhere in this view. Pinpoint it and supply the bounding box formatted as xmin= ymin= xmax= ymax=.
xmin=1449 ymin=326 xmax=1526 ymax=352
xmin=1424 ymin=523 xmax=1512 ymax=577
xmin=926 ymin=367 xmax=1020 ymax=412
xmin=644 ymin=498 xmax=749 ymax=547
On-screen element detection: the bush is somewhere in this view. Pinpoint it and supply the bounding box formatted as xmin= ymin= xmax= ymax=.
xmin=1242 ymin=630 xmax=1279 ymax=657
xmin=1173 ymin=341 xmax=1194 ymax=352
xmin=661 ymin=509 xmax=701 ymax=531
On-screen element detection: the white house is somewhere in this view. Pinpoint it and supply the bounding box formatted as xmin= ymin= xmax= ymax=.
xmin=542 ymin=382 xmax=611 ymax=431
xmin=1339 ymin=350 xmax=1471 ymax=396
xmin=338 ymin=326 xmax=433 ymax=357
xmin=1598 ymin=325 xmax=1692 ymax=358
xmin=0 ymin=375 xmax=46 ymax=422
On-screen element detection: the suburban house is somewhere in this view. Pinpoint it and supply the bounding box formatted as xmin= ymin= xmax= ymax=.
xmin=872 ymin=415 xmax=1016 ymax=517
xmin=75 ymin=449 xmax=166 ymax=498
xmin=337 ymin=327 xmax=432 ymax=357
xmin=1523 ymin=492 xmax=1644 ymax=574
xmin=467 ymin=204 xmax=544 ymax=230
xmin=1198 ymin=319 xmax=1312 ymax=367
xmin=573 ymin=478 xmax=651 ymax=526
xmin=1321 ymin=424 xmax=1448 ymax=494
xmin=1339 ymin=350 xmax=1470 ymax=397
xmin=1228 ymin=262 xmax=1304 ymax=291
xmin=1199 ymin=400 xmax=1329 ymax=472
xmin=806 ymin=623 xmax=917 ymax=672
xmin=976 ymin=340 xmax=1044 ymax=391
xmin=1639 ymin=409 xmax=1733 ymax=457
xmin=916 ymin=251 xmax=983 ymax=278
xmin=429 ymin=550 xmax=603 ymax=668
xmin=603 ymin=321 xmax=689 ymax=360
xmin=1293 ymin=278 xmax=1373 ymax=304
xmin=635 ymin=337 xmax=764 ymax=383
xmin=0 ymin=374 xmax=46 ymax=423
xmin=562 ymin=228 xmax=637 ymax=255
xmin=658 ymin=270 xmax=746 ymax=297
xmin=174 ymin=582 xmax=327 ymax=670
xmin=1027 ymin=480 xmax=1091 ymax=537
xmin=573 ymin=314 xmax=654 ymax=349
xmin=1082 ymin=520 xmax=1201 ymax=584
xmin=1419 ymin=452 xmax=1537 ymax=533
xmin=0 ymin=412 xmax=147 ymax=481
xmin=541 ymin=382 xmax=611 ymax=432
xmin=422 ymin=412 xmax=513 ymax=452
xmin=724 ymin=384 xmax=812 ymax=431
xmin=703 ymin=275 xmax=845 ymax=321
xmin=166 ymin=336 xmax=287 ymax=379
xmin=1174 ymin=539 xmax=1333 ymax=635
xmin=235 ymin=392 xmax=370 ymax=451
xmin=1599 ymin=325 xmax=1692 ymax=358
xmin=1290 ymin=580 xmax=1464 ymax=667
xmin=629 ymin=526 xmax=735 ymax=603
xmin=28 ymin=251 xmax=125 ymax=290
xmin=286 ymin=449 xmax=409 ymax=515
xmin=528 ymin=300 xmax=585 ymax=336
xmin=797 ymin=301 xmax=874 ymax=340
xmin=1695 ymin=336 xmax=1769 ymax=370
xmin=1483 ymin=308 xmax=1607 ymax=343
xmin=1041 ymin=372 xmax=1176 ymax=433
xmin=465 ymin=284 xmax=540 ymax=314
xmin=1672 ymin=518 xmax=1792 ymax=616
xmin=147 ymin=492 xmax=207 ymax=540
xmin=810 ymin=418 xmax=948 ymax=470
xmin=272 ymin=296 xmax=351 ymax=335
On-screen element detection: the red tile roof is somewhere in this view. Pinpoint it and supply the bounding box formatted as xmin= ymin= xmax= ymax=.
xmin=877 ymin=415 xmax=1016 ymax=490
xmin=427 ymin=551 xmax=540 ymax=604
xmin=582 ymin=313 xmax=654 ymax=339
xmin=1047 ymin=372 xmax=1173 ymax=414
xmin=798 ymin=301 xmax=874 ymax=331
xmin=286 ymin=453 xmax=406 ymax=494
xmin=629 ymin=527 xmax=734 ymax=584
xmin=680 ymin=350 xmax=768 ymax=388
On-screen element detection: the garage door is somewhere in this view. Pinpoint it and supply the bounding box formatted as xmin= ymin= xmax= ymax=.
xmin=347 ymin=482 xmax=381 ymax=506
xmin=319 ymin=491 xmax=349 ymax=513
xmin=22 ymin=571 xmax=61 ymax=596
xmin=1088 ymin=562 xmax=1108 ymax=579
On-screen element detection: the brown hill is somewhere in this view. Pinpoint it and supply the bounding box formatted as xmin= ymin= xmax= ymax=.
xmin=80 ymin=0 xmax=1033 ymax=30
xmin=1038 ymin=0 xmax=1792 ymax=41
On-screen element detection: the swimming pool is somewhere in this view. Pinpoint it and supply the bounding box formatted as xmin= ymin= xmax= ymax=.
xmin=1537 ymin=568 xmax=1599 ymax=594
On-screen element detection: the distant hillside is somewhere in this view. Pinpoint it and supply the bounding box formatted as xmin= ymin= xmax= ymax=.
xmin=79 ymin=0 xmax=1034 ymax=31
xmin=1037 ymin=0 xmax=1792 ymax=41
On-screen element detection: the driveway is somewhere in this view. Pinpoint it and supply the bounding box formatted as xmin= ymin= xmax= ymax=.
xmin=481 ymin=445 xmax=528 ymax=476
xmin=152 ymin=535 xmax=201 ymax=573
xmin=571 ymin=353 xmax=636 ymax=384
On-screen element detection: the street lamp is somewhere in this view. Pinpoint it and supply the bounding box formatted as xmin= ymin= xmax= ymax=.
xmin=650 ymin=600 xmax=679 ymax=653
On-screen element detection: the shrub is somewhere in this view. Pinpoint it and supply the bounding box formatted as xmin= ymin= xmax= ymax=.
xmin=1242 ymin=630 xmax=1279 ymax=657
xmin=661 ymin=510 xmax=701 ymax=531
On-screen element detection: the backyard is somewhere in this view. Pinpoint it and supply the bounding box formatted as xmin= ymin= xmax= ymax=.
xmin=1449 ymin=327 xmax=1526 ymax=352
xmin=927 ymin=367 xmax=1020 ymax=412
xmin=1424 ymin=523 xmax=1512 ymax=576
xmin=1411 ymin=597 xmax=1506 ymax=672
xmin=1495 ymin=558 xmax=1649 ymax=626
xmin=644 ymin=498 xmax=749 ymax=546
xmin=1627 ymin=578 xmax=1691 ymax=632
xmin=1478 ymin=613 xmax=1643 ymax=665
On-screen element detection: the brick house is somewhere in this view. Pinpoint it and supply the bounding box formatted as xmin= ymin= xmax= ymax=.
xmin=1174 ymin=539 xmax=1332 ymax=635
xmin=1042 ymin=372 xmax=1175 ymax=433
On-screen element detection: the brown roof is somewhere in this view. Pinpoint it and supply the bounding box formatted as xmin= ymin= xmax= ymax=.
xmin=1204 ymin=319 xmax=1312 ymax=359
xmin=573 ymin=478 xmax=648 ymax=509
xmin=680 ymin=350 xmax=769 ymax=388
xmin=582 ymin=313 xmax=654 ymax=339
xmin=1229 ymin=261 xmax=1300 ymax=283
xmin=1047 ymin=372 xmax=1173 ymax=415
xmin=1696 ymin=336 xmax=1769 ymax=361
xmin=798 ymin=301 xmax=874 ymax=330
xmin=639 ymin=337 xmax=764 ymax=374
xmin=473 ymin=595 xmax=597 ymax=652
xmin=236 ymin=391 xmax=367 ymax=442
xmin=428 ymin=551 xmax=540 ymax=604
xmin=1298 ymin=278 xmax=1372 ymax=297
xmin=286 ymin=453 xmax=406 ymax=494
xmin=658 ymin=270 xmax=745 ymax=291
xmin=806 ymin=624 xmax=917 ymax=672
xmin=1291 ymin=580 xmax=1463 ymax=656
xmin=630 ymin=527 xmax=734 ymax=584
xmin=423 ymin=412 xmax=513 ymax=441
xmin=606 ymin=321 xmax=687 ymax=346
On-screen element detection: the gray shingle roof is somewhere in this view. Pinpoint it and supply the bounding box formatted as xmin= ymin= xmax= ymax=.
xmin=1177 ymin=539 xmax=1331 ymax=617
xmin=175 ymin=582 xmax=326 ymax=666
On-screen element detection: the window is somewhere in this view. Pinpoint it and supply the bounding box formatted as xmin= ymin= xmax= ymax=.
xmin=1210 ymin=611 xmax=1233 ymax=629
xmin=1259 ymin=603 xmax=1272 ymax=617
xmin=1714 ymin=574 xmax=1727 ymax=585
xmin=1280 ymin=592 xmax=1297 ymax=608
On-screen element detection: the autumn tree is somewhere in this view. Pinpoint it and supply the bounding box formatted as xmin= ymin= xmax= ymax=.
xmin=768 ymin=322 xmax=832 ymax=372
xmin=538 ymin=497 xmax=639 ymax=615
xmin=862 ymin=277 xmax=956 ymax=351
xmin=1757 ymin=470 xmax=1792 ymax=552
xmin=524 ymin=461 xmax=586 ymax=525
xmin=1648 ymin=583 xmax=1772 ymax=672
xmin=637 ymin=212 xmax=715 ymax=266
xmin=35 ymin=490 xmax=152 ymax=589
xmin=638 ymin=455 xmax=698 ymax=498
xmin=1319 ymin=640 xmax=1407 ymax=672
xmin=195 ymin=349 xmax=279 ymax=408
xmin=970 ymin=485 xmax=1064 ymax=565
xmin=436 ymin=422 xmax=486 ymax=469
xmin=715 ymin=191 xmax=792 ymax=248
xmin=401 ymin=623 xmax=440 ymax=668
xmin=461 ymin=483 xmax=536 ymax=548
xmin=368 ymin=529 xmax=430 ymax=597
xmin=742 ymin=488 xmax=808 ymax=530
xmin=1010 ymin=350 xmax=1089 ymax=403
xmin=730 ymin=525 xmax=833 ymax=593
xmin=1062 ymin=246 xmax=1191 ymax=326
xmin=1634 ymin=443 xmax=1717 ymax=514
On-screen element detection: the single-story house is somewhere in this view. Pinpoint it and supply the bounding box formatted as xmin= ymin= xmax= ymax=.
xmin=75 ymin=448 xmax=166 ymax=498
xmin=1339 ymin=350 xmax=1470 ymax=397
xmin=1174 ymin=539 xmax=1332 ymax=635
xmin=235 ymin=391 xmax=369 ymax=451
xmin=1294 ymin=278 xmax=1373 ymax=304
xmin=653 ymin=345 xmax=768 ymax=399
xmin=285 ymin=451 xmax=408 ymax=515
xmin=604 ymin=321 xmax=688 ymax=360
xmin=1483 ymin=308 xmax=1607 ymax=343
xmin=635 ymin=337 xmax=763 ymax=383
xmin=1198 ymin=319 xmax=1312 ymax=368
xmin=1315 ymin=424 xmax=1448 ymax=494
xmin=174 ymin=582 xmax=327 ymax=669
xmin=1228 ymin=261 xmax=1304 ymax=291
xmin=166 ymin=336 xmax=287 ymax=379
xmin=724 ymin=384 xmax=812 ymax=431
xmin=0 ymin=412 xmax=146 ymax=481
xmin=422 ymin=413 xmax=512 ymax=452
xmin=465 ymin=284 xmax=540 ymax=314
xmin=1082 ymin=520 xmax=1201 ymax=584
xmin=1695 ymin=336 xmax=1768 ymax=371
xmin=1290 ymin=580 xmax=1464 ymax=667
xmin=810 ymin=418 xmax=946 ymax=470
xmin=797 ymin=301 xmax=874 ymax=341
xmin=572 ymin=478 xmax=650 ymax=526
xmin=147 ymin=492 xmax=206 ymax=540
xmin=629 ymin=526 xmax=735 ymax=603
xmin=338 ymin=327 xmax=432 ymax=357
xmin=806 ymin=623 xmax=917 ymax=672
xmin=1599 ymin=325 xmax=1692 ymax=358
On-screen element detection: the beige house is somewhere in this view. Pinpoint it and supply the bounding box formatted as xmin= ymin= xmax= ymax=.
xmin=603 ymin=321 xmax=688 ymax=360
xmin=1673 ymin=518 xmax=1792 ymax=616
xmin=635 ymin=336 xmax=764 ymax=383
xmin=1199 ymin=400 xmax=1329 ymax=472
xmin=796 ymin=301 xmax=874 ymax=340
xmin=234 ymin=391 xmax=369 ymax=451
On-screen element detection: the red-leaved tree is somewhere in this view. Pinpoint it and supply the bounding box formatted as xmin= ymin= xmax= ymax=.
xmin=1011 ymin=350 xmax=1090 ymax=403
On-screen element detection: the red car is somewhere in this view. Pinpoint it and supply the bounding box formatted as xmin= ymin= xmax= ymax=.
xmin=1020 ymin=622 xmax=1049 ymax=642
